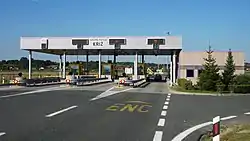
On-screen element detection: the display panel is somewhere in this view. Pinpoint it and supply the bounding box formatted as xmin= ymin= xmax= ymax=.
xmin=147 ymin=39 xmax=165 ymax=45
xmin=109 ymin=39 xmax=126 ymax=45
xmin=72 ymin=39 xmax=89 ymax=49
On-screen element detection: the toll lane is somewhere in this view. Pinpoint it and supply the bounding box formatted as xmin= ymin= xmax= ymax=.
xmin=0 ymin=88 xmax=168 ymax=141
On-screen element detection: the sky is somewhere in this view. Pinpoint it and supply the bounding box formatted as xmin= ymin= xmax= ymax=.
xmin=0 ymin=0 xmax=250 ymax=63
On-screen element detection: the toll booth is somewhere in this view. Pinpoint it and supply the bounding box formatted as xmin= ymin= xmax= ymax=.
xmin=69 ymin=63 xmax=83 ymax=75
xmin=101 ymin=63 xmax=112 ymax=80
xmin=138 ymin=63 xmax=146 ymax=79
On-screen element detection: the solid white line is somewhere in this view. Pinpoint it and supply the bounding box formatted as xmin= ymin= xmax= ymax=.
xmin=0 ymin=132 xmax=6 ymax=136
xmin=171 ymin=115 xmax=238 ymax=141
xmin=163 ymin=105 xmax=168 ymax=110
xmin=244 ymin=112 xmax=250 ymax=115
xmin=157 ymin=118 xmax=165 ymax=127
xmin=161 ymin=110 xmax=167 ymax=116
xmin=45 ymin=105 xmax=78 ymax=118
xmin=153 ymin=131 xmax=163 ymax=141
xmin=0 ymin=87 xmax=62 ymax=98
xmin=164 ymin=101 xmax=169 ymax=105
xmin=106 ymin=86 xmax=115 ymax=92
xmin=221 ymin=115 xmax=237 ymax=120
xmin=166 ymin=98 xmax=170 ymax=101
xmin=90 ymin=87 xmax=133 ymax=101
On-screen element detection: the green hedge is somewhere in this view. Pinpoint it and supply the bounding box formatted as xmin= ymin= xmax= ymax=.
xmin=177 ymin=74 xmax=250 ymax=94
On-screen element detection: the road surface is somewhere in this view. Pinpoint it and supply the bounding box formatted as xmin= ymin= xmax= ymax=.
xmin=0 ymin=82 xmax=249 ymax=141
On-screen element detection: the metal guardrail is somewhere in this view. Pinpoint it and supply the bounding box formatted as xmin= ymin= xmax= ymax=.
xmin=76 ymin=77 xmax=109 ymax=86
xmin=0 ymin=77 xmax=110 ymax=87
xmin=0 ymin=77 xmax=62 ymax=87
xmin=25 ymin=77 xmax=61 ymax=85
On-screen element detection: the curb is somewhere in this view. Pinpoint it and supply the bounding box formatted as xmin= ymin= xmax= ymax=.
xmin=168 ymin=87 xmax=250 ymax=96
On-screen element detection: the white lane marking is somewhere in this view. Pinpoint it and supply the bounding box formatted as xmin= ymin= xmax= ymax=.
xmin=166 ymin=98 xmax=170 ymax=101
xmin=164 ymin=101 xmax=169 ymax=105
xmin=168 ymin=93 xmax=171 ymax=96
xmin=45 ymin=105 xmax=78 ymax=118
xmin=0 ymin=86 xmax=23 ymax=90
xmin=157 ymin=118 xmax=165 ymax=127
xmin=244 ymin=112 xmax=250 ymax=115
xmin=161 ymin=110 xmax=167 ymax=116
xmin=171 ymin=115 xmax=238 ymax=141
xmin=0 ymin=132 xmax=6 ymax=136
xmin=167 ymin=95 xmax=171 ymax=98
xmin=0 ymin=87 xmax=63 ymax=99
xmin=90 ymin=87 xmax=133 ymax=101
xmin=221 ymin=115 xmax=237 ymax=120
xmin=163 ymin=105 xmax=168 ymax=110
xmin=153 ymin=131 xmax=163 ymax=141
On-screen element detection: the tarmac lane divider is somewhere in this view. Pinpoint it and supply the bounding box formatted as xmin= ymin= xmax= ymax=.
xmin=105 ymin=101 xmax=152 ymax=113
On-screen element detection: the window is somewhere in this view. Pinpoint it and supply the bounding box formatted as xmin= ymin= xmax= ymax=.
xmin=198 ymin=69 xmax=203 ymax=76
xmin=186 ymin=69 xmax=194 ymax=77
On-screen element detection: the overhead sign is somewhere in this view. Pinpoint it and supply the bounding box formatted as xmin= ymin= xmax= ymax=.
xmin=89 ymin=38 xmax=108 ymax=47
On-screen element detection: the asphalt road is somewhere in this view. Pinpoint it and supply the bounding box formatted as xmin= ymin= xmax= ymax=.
xmin=0 ymin=82 xmax=249 ymax=141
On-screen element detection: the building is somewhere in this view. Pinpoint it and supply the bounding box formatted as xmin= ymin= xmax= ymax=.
xmin=178 ymin=51 xmax=245 ymax=84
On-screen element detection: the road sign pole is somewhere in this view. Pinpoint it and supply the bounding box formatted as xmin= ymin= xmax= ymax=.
xmin=213 ymin=116 xmax=220 ymax=141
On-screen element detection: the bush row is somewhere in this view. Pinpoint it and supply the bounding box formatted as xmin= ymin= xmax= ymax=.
xmin=177 ymin=74 xmax=250 ymax=94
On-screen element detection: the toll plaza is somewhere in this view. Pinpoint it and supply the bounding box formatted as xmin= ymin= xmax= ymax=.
xmin=20 ymin=36 xmax=182 ymax=85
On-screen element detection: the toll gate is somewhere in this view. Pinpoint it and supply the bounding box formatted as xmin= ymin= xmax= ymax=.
xmin=20 ymin=36 xmax=182 ymax=85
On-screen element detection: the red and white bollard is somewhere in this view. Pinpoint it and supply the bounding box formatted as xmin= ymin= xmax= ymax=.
xmin=213 ymin=116 xmax=220 ymax=141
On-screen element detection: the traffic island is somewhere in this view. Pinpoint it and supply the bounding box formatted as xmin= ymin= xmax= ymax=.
xmin=201 ymin=124 xmax=250 ymax=141
xmin=168 ymin=85 xmax=221 ymax=96
xmin=168 ymin=85 xmax=250 ymax=96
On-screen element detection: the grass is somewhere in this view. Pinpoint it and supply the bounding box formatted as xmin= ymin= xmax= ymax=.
xmin=201 ymin=124 xmax=250 ymax=141
xmin=171 ymin=85 xmax=217 ymax=94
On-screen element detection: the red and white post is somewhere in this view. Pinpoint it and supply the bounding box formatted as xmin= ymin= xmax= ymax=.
xmin=213 ymin=116 xmax=220 ymax=141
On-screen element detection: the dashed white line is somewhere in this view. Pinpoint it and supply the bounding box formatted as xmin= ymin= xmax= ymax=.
xmin=157 ymin=118 xmax=165 ymax=127
xmin=164 ymin=101 xmax=169 ymax=105
xmin=244 ymin=112 xmax=250 ymax=115
xmin=161 ymin=110 xmax=167 ymax=116
xmin=153 ymin=131 xmax=163 ymax=141
xmin=0 ymin=132 xmax=6 ymax=136
xmin=45 ymin=105 xmax=78 ymax=118
xmin=153 ymin=94 xmax=172 ymax=141
xmin=163 ymin=105 xmax=168 ymax=110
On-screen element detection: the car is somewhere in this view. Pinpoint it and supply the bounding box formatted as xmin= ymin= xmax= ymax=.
xmin=154 ymin=74 xmax=162 ymax=82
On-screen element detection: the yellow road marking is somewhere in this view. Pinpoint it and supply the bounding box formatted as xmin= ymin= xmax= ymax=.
xmin=120 ymin=104 xmax=139 ymax=112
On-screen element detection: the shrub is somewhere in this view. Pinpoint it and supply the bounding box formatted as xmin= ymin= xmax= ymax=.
xmin=177 ymin=78 xmax=187 ymax=88
xmin=177 ymin=78 xmax=194 ymax=90
xmin=233 ymin=74 xmax=250 ymax=93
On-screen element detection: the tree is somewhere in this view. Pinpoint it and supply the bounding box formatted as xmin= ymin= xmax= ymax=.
xmin=222 ymin=49 xmax=235 ymax=91
xmin=197 ymin=45 xmax=220 ymax=91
